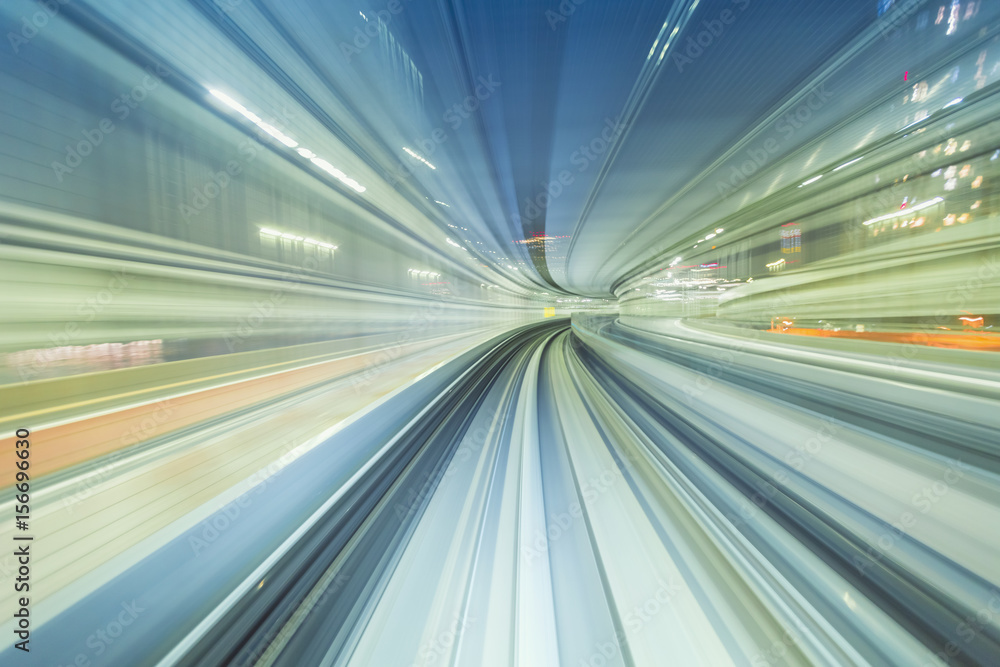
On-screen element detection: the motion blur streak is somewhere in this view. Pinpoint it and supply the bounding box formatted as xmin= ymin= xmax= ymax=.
xmin=0 ymin=0 xmax=998 ymax=665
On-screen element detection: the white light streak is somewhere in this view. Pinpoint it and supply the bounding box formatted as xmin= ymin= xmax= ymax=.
xmin=862 ymin=197 xmax=944 ymax=226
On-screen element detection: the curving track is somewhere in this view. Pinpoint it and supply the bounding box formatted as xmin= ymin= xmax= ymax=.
xmin=5 ymin=318 xmax=998 ymax=666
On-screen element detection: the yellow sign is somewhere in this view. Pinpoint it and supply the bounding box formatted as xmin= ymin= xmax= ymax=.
xmin=543 ymin=307 xmax=555 ymax=318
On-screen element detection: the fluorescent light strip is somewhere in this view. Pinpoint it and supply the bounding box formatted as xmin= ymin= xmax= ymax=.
xmin=799 ymin=175 xmax=823 ymax=187
xmin=260 ymin=227 xmax=337 ymax=249
xmin=210 ymin=89 xmax=367 ymax=194
xmin=310 ymin=158 xmax=366 ymax=193
xmin=403 ymin=147 xmax=437 ymax=170
xmin=209 ymin=89 xmax=261 ymax=123
xmin=210 ymin=90 xmax=297 ymax=147
xmin=897 ymin=115 xmax=928 ymax=133
xmin=257 ymin=122 xmax=297 ymax=148
xmin=833 ymin=156 xmax=864 ymax=171
xmin=862 ymin=197 xmax=944 ymax=226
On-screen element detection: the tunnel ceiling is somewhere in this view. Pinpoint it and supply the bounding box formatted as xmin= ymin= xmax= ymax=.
xmin=368 ymin=0 xmax=875 ymax=296
xmin=82 ymin=0 xmax=891 ymax=297
xmin=324 ymin=0 xmax=875 ymax=296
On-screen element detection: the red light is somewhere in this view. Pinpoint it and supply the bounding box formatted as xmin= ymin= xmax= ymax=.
xmin=904 ymin=71 xmax=908 ymax=81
